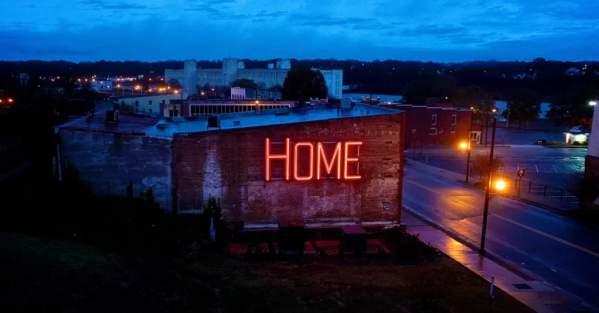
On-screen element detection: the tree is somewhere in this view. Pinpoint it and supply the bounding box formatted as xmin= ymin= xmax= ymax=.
xmin=451 ymin=85 xmax=493 ymax=110
xmin=231 ymin=78 xmax=258 ymax=90
xmin=505 ymin=88 xmax=540 ymax=128
xmin=548 ymin=84 xmax=598 ymax=127
xmin=402 ymin=75 xmax=457 ymax=104
xmin=282 ymin=65 xmax=327 ymax=102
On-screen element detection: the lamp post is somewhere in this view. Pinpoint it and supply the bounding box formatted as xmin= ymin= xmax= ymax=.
xmin=480 ymin=114 xmax=499 ymax=254
xmin=458 ymin=140 xmax=471 ymax=183
xmin=458 ymin=107 xmax=476 ymax=183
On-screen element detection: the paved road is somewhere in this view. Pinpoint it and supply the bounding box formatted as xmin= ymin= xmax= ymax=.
xmin=402 ymin=160 xmax=599 ymax=309
xmin=407 ymin=145 xmax=586 ymax=190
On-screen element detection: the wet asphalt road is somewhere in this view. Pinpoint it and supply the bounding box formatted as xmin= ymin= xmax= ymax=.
xmin=402 ymin=160 xmax=599 ymax=309
xmin=407 ymin=145 xmax=586 ymax=190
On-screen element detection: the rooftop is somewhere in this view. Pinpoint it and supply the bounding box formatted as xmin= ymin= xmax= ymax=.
xmin=58 ymin=103 xmax=401 ymax=139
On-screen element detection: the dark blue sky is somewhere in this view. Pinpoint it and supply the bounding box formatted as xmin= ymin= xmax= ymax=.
xmin=1 ymin=0 xmax=598 ymax=62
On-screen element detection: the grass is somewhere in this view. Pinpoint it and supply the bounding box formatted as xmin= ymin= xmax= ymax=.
xmin=0 ymin=231 xmax=534 ymax=313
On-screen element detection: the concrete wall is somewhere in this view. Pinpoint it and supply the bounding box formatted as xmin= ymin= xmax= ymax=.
xmin=59 ymin=130 xmax=173 ymax=211
xmin=172 ymin=114 xmax=403 ymax=225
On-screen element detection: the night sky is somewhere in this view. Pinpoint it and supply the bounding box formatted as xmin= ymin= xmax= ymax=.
xmin=1 ymin=0 xmax=598 ymax=62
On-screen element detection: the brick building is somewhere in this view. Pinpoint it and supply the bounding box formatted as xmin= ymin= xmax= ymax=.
xmin=57 ymin=104 xmax=404 ymax=226
xmin=380 ymin=104 xmax=479 ymax=148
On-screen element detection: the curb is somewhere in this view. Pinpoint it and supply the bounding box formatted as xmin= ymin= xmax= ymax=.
xmin=403 ymin=205 xmax=538 ymax=281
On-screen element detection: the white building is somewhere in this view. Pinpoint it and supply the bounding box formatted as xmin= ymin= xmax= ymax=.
xmin=113 ymin=94 xmax=182 ymax=115
xmin=165 ymin=58 xmax=343 ymax=99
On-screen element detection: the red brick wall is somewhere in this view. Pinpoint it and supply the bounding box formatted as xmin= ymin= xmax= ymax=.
xmin=172 ymin=113 xmax=404 ymax=225
xmin=393 ymin=105 xmax=472 ymax=148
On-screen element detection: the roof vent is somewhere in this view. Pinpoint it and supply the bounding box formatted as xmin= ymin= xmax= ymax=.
xmin=106 ymin=110 xmax=119 ymax=122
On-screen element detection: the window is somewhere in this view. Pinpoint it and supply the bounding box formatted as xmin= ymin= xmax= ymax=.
xmin=135 ymin=101 xmax=139 ymax=106
xmin=429 ymin=127 xmax=438 ymax=135
xmin=451 ymin=113 xmax=457 ymax=126
xmin=148 ymin=100 xmax=152 ymax=105
xmin=431 ymin=113 xmax=437 ymax=126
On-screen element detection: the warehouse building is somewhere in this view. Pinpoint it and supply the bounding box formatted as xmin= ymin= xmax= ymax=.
xmin=57 ymin=103 xmax=404 ymax=226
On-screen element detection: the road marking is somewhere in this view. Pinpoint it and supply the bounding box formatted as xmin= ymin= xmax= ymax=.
xmin=405 ymin=178 xmax=599 ymax=259
xmin=493 ymin=214 xmax=599 ymax=258
xmin=406 ymin=179 xmax=443 ymax=194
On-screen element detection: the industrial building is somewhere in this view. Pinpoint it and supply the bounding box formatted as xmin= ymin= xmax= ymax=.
xmin=165 ymin=58 xmax=343 ymax=100
xmin=57 ymin=103 xmax=404 ymax=226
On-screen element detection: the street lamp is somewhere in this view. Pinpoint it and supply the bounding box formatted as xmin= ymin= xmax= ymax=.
xmin=458 ymin=140 xmax=472 ymax=183
xmin=480 ymin=114 xmax=499 ymax=254
xmin=493 ymin=178 xmax=507 ymax=192
xmin=590 ymin=100 xmax=598 ymax=106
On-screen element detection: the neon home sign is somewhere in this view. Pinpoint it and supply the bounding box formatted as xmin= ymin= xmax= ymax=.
xmin=265 ymin=138 xmax=363 ymax=181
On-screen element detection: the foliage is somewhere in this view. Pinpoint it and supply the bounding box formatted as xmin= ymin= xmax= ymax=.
xmin=451 ymin=85 xmax=494 ymax=110
xmin=282 ymin=65 xmax=327 ymax=102
xmin=547 ymin=83 xmax=598 ymax=127
xmin=231 ymin=78 xmax=258 ymax=90
xmin=470 ymin=154 xmax=504 ymax=179
xmin=401 ymin=74 xmax=456 ymax=104
xmin=505 ymin=88 xmax=540 ymax=127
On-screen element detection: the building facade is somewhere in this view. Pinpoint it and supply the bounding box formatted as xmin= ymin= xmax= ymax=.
xmin=379 ymin=103 xmax=477 ymax=148
xmin=165 ymin=58 xmax=343 ymax=100
xmin=161 ymin=100 xmax=296 ymax=119
xmin=57 ymin=104 xmax=403 ymax=226
xmin=112 ymin=94 xmax=182 ymax=115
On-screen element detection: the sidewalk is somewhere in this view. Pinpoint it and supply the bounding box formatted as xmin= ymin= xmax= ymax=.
xmin=403 ymin=209 xmax=593 ymax=313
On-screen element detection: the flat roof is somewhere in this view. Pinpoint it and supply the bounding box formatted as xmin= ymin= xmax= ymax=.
xmin=58 ymin=103 xmax=401 ymax=139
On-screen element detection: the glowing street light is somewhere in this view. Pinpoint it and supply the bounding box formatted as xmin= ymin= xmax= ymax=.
xmin=494 ymin=178 xmax=507 ymax=192
xmin=457 ymin=139 xmax=472 ymax=183
xmin=590 ymin=100 xmax=598 ymax=106
xmin=458 ymin=140 xmax=470 ymax=151
xmin=8 ymin=98 xmax=14 ymax=103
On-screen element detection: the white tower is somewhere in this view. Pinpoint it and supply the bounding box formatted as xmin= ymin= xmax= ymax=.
xmin=183 ymin=60 xmax=197 ymax=98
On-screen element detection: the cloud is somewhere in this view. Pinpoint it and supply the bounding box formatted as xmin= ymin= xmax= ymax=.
xmin=0 ymin=0 xmax=598 ymax=61
xmin=78 ymin=0 xmax=151 ymax=10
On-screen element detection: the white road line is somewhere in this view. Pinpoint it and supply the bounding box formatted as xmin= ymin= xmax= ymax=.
xmin=493 ymin=214 xmax=599 ymax=259
xmin=405 ymin=178 xmax=599 ymax=259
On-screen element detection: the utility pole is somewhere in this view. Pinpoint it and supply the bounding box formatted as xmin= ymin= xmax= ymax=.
xmin=480 ymin=116 xmax=497 ymax=253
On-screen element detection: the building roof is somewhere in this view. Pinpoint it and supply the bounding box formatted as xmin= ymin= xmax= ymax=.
xmin=58 ymin=103 xmax=401 ymax=139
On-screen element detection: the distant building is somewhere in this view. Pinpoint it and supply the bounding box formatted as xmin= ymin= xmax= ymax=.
xmin=230 ymin=87 xmax=246 ymax=100
xmin=165 ymin=58 xmax=343 ymax=99
xmin=112 ymin=94 xmax=182 ymax=115
xmin=377 ymin=103 xmax=478 ymax=147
